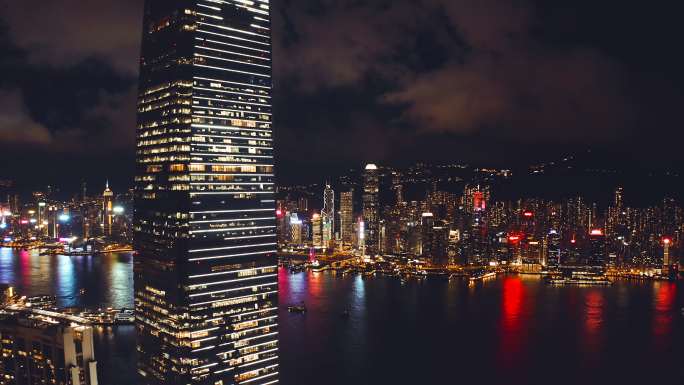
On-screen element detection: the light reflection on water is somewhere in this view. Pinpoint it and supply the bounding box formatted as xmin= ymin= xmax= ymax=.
xmin=1 ymin=248 xmax=683 ymax=385
xmin=0 ymin=248 xmax=133 ymax=309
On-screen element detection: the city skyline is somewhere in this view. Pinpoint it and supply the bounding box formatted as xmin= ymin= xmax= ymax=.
xmin=1 ymin=2 xmax=684 ymax=385
xmin=3 ymin=1 xmax=684 ymax=188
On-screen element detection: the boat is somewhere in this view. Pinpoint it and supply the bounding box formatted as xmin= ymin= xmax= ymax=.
xmin=114 ymin=309 xmax=135 ymax=324
xmin=79 ymin=288 xmax=87 ymax=295
xmin=340 ymin=309 xmax=350 ymax=319
xmin=287 ymin=304 xmax=307 ymax=314
xmin=545 ymin=271 xmax=612 ymax=286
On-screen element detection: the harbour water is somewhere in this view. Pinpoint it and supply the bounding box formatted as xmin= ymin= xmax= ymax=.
xmin=0 ymin=248 xmax=683 ymax=385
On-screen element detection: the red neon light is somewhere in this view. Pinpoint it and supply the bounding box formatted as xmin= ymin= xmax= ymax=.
xmin=508 ymin=236 xmax=520 ymax=242
xmin=523 ymin=212 xmax=533 ymax=217
xmin=276 ymin=209 xmax=283 ymax=217
xmin=663 ymin=238 xmax=671 ymax=245
xmin=20 ymin=220 xmax=29 ymax=225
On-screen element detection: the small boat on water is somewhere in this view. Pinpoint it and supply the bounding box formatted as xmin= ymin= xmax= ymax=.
xmin=288 ymin=303 xmax=306 ymax=314
xmin=114 ymin=309 xmax=135 ymax=324
xmin=340 ymin=309 xmax=350 ymax=319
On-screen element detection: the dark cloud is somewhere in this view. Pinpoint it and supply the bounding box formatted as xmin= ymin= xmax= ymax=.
xmin=0 ymin=90 xmax=51 ymax=144
xmin=1 ymin=0 xmax=683 ymax=189
xmin=1 ymin=0 xmax=142 ymax=75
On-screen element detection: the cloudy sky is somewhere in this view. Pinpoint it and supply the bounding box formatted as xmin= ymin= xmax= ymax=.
xmin=1 ymin=0 xmax=683 ymax=191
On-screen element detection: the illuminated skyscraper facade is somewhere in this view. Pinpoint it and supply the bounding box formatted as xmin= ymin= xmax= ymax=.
xmin=102 ymin=182 xmax=114 ymax=237
xmin=363 ymin=164 xmax=379 ymax=255
xmin=339 ymin=190 xmax=354 ymax=246
xmin=134 ymin=1 xmax=278 ymax=384
xmin=322 ymin=184 xmax=334 ymax=247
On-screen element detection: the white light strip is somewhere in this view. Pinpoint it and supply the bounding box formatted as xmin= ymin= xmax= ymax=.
xmin=190 ymin=191 xmax=275 ymax=196
xmin=236 ymin=306 xmax=278 ymax=317
xmin=189 ymin=225 xmax=275 ymax=234
xmin=240 ymin=371 xmax=278 ymax=384
xmin=194 ymin=76 xmax=271 ymax=90
xmin=189 ymin=282 xmax=277 ymax=297
xmin=193 ymin=133 xmax=273 ymax=141
xmin=190 ymin=216 xmax=273 ymax=224
xmin=190 ymin=208 xmax=274 ymax=214
xmin=192 ymin=362 xmax=219 ymax=371
xmin=190 ymin=290 xmax=277 ymax=307
xmin=194 ymin=63 xmax=271 ymax=78
xmin=197 ymin=29 xmax=269 ymax=47
xmin=193 ymin=143 xmax=272 ymax=150
xmin=191 ymin=345 xmax=215 ymax=353
xmin=188 ymin=265 xmax=277 ymax=277
xmin=195 ymin=45 xmax=270 ymax=61
xmin=197 ymin=3 xmax=221 ymax=11
xmin=192 ymin=123 xmax=271 ymax=132
xmin=239 ymin=355 xmax=278 ymax=368
xmin=234 ymin=332 xmax=279 ymax=345
xmin=197 ymin=12 xmax=223 ymax=20
xmin=188 ymin=273 xmax=277 ymax=288
xmin=195 ymin=53 xmax=271 ymax=69
xmin=193 ymin=95 xmax=271 ymax=107
xmin=198 ymin=21 xmax=269 ymax=39
xmin=192 ymin=114 xmax=273 ymax=125
xmin=193 ymin=105 xmax=272 ymax=117
xmin=189 ymin=162 xmax=273 ymax=166
xmin=196 ymin=36 xmax=271 ymax=54
xmin=194 ymin=86 xmax=271 ymax=99
xmin=188 ymin=249 xmax=277 ymax=261
xmin=190 ymin=153 xmax=274 ymax=159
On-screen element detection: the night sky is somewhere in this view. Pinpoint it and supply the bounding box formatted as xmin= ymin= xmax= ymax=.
xmin=1 ymin=0 xmax=684 ymax=193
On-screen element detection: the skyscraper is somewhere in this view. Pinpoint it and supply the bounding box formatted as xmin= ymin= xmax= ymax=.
xmin=322 ymin=184 xmax=334 ymax=247
xmin=363 ymin=164 xmax=379 ymax=255
xmin=340 ymin=190 xmax=354 ymax=247
xmin=134 ymin=1 xmax=278 ymax=384
xmin=102 ymin=182 xmax=113 ymax=237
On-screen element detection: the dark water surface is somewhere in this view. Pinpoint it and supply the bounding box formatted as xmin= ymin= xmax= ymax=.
xmin=1 ymin=248 xmax=683 ymax=385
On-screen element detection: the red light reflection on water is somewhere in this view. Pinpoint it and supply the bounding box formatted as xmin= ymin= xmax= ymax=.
xmin=497 ymin=277 xmax=525 ymax=368
xmin=653 ymin=282 xmax=676 ymax=338
xmin=580 ymin=289 xmax=606 ymax=365
xmin=584 ymin=291 xmax=604 ymax=334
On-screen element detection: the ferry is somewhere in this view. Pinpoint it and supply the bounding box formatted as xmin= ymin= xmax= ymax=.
xmin=546 ymin=271 xmax=612 ymax=286
xmin=114 ymin=309 xmax=135 ymax=324
xmin=287 ymin=304 xmax=307 ymax=314
xmin=468 ymin=271 xmax=497 ymax=282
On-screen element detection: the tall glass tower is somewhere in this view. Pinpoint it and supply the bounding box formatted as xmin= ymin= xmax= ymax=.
xmin=133 ymin=1 xmax=278 ymax=384
xmin=363 ymin=164 xmax=379 ymax=256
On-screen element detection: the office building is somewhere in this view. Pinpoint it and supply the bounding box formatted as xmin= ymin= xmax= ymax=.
xmin=102 ymin=182 xmax=114 ymax=237
xmin=134 ymin=1 xmax=279 ymax=384
xmin=0 ymin=308 xmax=98 ymax=385
xmin=363 ymin=164 xmax=379 ymax=255
xmin=339 ymin=190 xmax=354 ymax=247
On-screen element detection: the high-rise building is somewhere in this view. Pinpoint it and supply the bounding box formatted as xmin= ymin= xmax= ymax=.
xmin=340 ymin=190 xmax=354 ymax=246
xmin=134 ymin=2 xmax=278 ymax=384
xmin=322 ymin=184 xmax=334 ymax=234
xmin=102 ymin=182 xmax=114 ymax=237
xmin=363 ymin=164 xmax=380 ymax=255
xmin=312 ymin=213 xmax=323 ymax=248
xmin=420 ymin=212 xmax=434 ymax=257
xmin=0 ymin=308 xmax=98 ymax=385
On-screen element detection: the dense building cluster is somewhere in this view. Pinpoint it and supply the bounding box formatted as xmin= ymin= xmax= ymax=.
xmin=0 ymin=287 xmax=99 ymax=385
xmin=277 ymin=164 xmax=681 ymax=276
xmin=0 ymin=181 xmax=133 ymax=250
